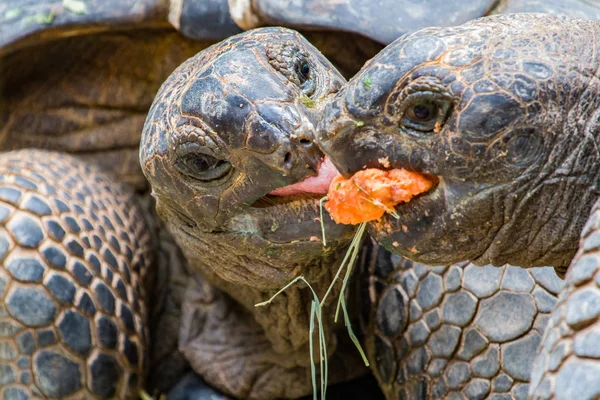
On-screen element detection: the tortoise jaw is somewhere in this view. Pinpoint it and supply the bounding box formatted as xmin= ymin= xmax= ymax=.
xmin=242 ymin=155 xmax=355 ymax=244
xmin=250 ymin=193 xmax=323 ymax=208
xmin=265 ymin=156 xmax=339 ymax=198
xmin=247 ymin=196 xmax=355 ymax=245
xmin=368 ymin=178 xmax=448 ymax=261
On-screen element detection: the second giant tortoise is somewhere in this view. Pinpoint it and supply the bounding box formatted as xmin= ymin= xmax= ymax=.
xmin=0 ymin=0 xmax=383 ymax=398
xmin=318 ymin=12 xmax=600 ymax=400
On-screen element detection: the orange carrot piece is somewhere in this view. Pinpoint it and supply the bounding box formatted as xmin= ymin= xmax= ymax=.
xmin=325 ymin=169 xmax=433 ymax=225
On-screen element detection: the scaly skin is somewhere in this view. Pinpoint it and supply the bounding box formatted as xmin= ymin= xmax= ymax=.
xmin=0 ymin=150 xmax=152 ymax=399
xmin=359 ymin=240 xmax=563 ymax=399
xmin=141 ymin=27 xmax=368 ymax=399
xmin=529 ymin=203 xmax=600 ymax=400
xmin=318 ymin=13 xmax=600 ymax=400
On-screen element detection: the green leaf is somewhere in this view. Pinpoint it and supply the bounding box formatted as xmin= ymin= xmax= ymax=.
xmin=63 ymin=0 xmax=87 ymax=14
xmin=354 ymin=120 xmax=364 ymax=128
xmin=4 ymin=8 xmax=22 ymax=20
xmin=363 ymin=75 xmax=372 ymax=89
xmin=31 ymin=12 xmax=55 ymax=25
xmin=299 ymin=97 xmax=315 ymax=108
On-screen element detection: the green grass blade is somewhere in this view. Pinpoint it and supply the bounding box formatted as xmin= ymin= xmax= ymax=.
xmin=318 ymin=306 xmax=328 ymax=398
xmin=319 ymin=196 xmax=328 ymax=247
xmin=255 ymin=275 xmax=306 ymax=307
xmin=139 ymin=391 xmax=153 ymax=400
xmin=321 ymin=239 xmax=355 ymax=305
xmin=341 ymin=297 xmax=370 ymax=366
xmin=255 ymin=275 xmax=325 ymax=399
xmin=314 ymin=301 xmax=328 ymax=398
xmin=334 ymin=223 xmax=366 ymax=322
xmin=309 ymin=300 xmax=318 ymax=400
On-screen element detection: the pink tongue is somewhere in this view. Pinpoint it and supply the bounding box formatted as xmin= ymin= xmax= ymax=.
xmin=269 ymin=157 xmax=340 ymax=196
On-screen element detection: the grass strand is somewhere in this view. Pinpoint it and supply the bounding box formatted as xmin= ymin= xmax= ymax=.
xmin=334 ymin=222 xmax=367 ymax=322
xmin=309 ymin=300 xmax=317 ymax=400
xmin=255 ymin=206 xmax=376 ymax=398
xmin=319 ymin=196 xmax=328 ymax=247
xmin=254 ymin=276 xmax=307 ymax=307
xmin=341 ymin=295 xmax=370 ymax=366
xmin=256 ymin=276 xmax=325 ymax=399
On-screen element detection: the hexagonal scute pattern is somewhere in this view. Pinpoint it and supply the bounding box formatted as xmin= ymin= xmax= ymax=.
xmin=361 ymin=241 xmax=564 ymax=400
xmin=529 ymin=199 xmax=600 ymax=400
xmin=0 ymin=150 xmax=152 ymax=399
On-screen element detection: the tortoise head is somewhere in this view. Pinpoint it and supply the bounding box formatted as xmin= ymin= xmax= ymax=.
xmin=141 ymin=27 xmax=354 ymax=288
xmin=318 ymin=14 xmax=600 ymax=267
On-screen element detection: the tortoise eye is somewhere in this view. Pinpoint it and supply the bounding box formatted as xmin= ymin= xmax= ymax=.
xmin=175 ymin=152 xmax=232 ymax=182
xmin=410 ymin=104 xmax=435 ymax=120
xmin=295 ymin=58 xmax=316 ymax=97
xmin=295 ymin=60 xmax=311 ymax=83
xmin=401 ymin=99 xmax=452 ymax=133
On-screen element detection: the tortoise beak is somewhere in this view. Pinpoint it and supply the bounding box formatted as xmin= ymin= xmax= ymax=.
xmin=290 ymin=131 xmax=324 ymax=174
xmin=317 ymin=97 xmax=387 ymax=178
xmin=252 ymin=102 xmax=325 ymax=179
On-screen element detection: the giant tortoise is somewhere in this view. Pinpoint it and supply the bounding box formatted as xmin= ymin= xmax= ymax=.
xmin=0 ymin=0 xmax=389 ymax=398
xmin=0 ymin=0 xmax=385 ymax=396
xmin=317 ymin=12 xmax=600 ymax=400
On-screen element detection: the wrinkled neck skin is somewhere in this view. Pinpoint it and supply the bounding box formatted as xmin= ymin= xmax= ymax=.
xmin=469 ymin=121 xmax=600 ymax=268
xmin=319 ymin=14 xmax=600 ymax=268
xmin=165 ymin=208 xmax=353 ymax=358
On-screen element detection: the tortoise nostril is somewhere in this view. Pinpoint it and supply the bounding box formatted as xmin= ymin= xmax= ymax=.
xmin=299 ymin=138 xmax=312 ymax=146
xmin=284 ymin=152 xmax=293 ymax=168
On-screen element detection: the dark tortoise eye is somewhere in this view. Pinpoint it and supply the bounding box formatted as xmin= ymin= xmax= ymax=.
xmin=411 ymin=104 xmax=434 ymax=120
xmin=295 ymin=60 xmax=311 ymax=83
xmin=401 ymin=99 xmax=452 ymax=133
xmin=295 ymin=58 xmax=316 ymax=97
xmin=175 ymin=152 xmax=232 ymax=182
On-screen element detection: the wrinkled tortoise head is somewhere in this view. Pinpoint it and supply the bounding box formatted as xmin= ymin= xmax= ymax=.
xmin=141 ymin=27 xmax=354 ymax=288
xmin=318 ymin=13 xmax=600 ymax=268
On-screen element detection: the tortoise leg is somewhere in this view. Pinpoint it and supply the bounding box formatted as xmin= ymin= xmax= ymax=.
xmin=529 ymin=199 xmax=600 ymax=400
xmin=0 ymin=150 xmax=152 ymax=399
xmin=361 ymin=240 xmax=564 ymax=399
xmin=145 ymin=217 xmax=230 ymax=399
xmin=145 ymin=214 xmax=191 ymax=394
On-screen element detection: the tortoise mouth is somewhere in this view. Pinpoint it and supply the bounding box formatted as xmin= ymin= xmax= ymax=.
xmin=250 ymin=156 xmax=339 ymax=208
xmin=250 ymin=193 xmax=324 ymax=208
